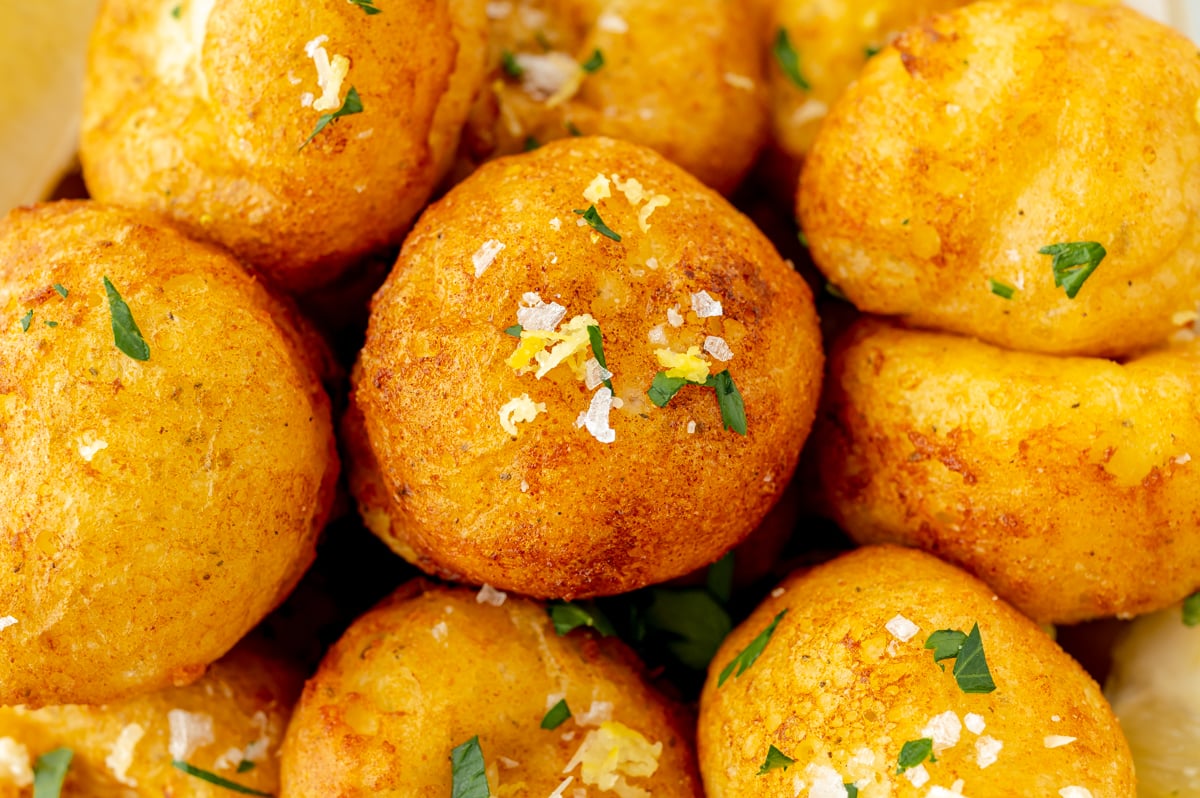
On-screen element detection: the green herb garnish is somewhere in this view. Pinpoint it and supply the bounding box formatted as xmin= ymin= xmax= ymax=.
xmin=52 ymin=284 xmax=68 ymax=298
xmin=825 ymin=282 xmax=849 ymax=302
xmin=586 ymin=324 xmax=613 ymax=390
xmin=102 ymin=276 xmax=150 ymax=361
xmin=798 ymin=230 xmax=810 ymax=249
xmin=757 ymin=745 xmax=794 ymax=775
xmin=501 ymin=50 xmax=524 ymax=78
xmin=1184 ymin=591 xmax=1200 ymax=627
xmin=644 ymin=588 xmax=732 ymax=670
xmin=864 ymin=45 xmax=880 ymax=59
xmin=924 ymin=629 xmax=967 ymax=666
xmin=32 ymin=747 xmax=72 ymax=798
xmin=924 ymin=625 xmax=996 ymax=693
xmin=171 ymin=761 xmax=272 ymax=796
xmin=450 ymin=737 xmax=490 ymax=798
xmin=1039 ymin=241 xmax=1106 ymax=299
xmin=565 ymin=120 xmax=582 ymax=137
xmin=773 ymin=28 xmax=810 ymax=90
xmin=20 ymin=309 xmax=32 ymax=332
xmin=581 ymin=49 xmax=605 ymax=73
xmin=504 ymin=324 xmax=524 ymax=337
xmin=989 ymin=278 xmax=1016 ymax=299
xmin=705 ymin=370 xmax=746 ymax=435
xmin=237 ymin=760 xmax=256 ymax=774
xmin=348 ymin=0 xmax=381 ymax=14
xmin=541 ymin=698 xmax=572 ymax=729
xmin=44 ymin=321 xmax=58 ymax=328
xmin=648 ymin=372 xmax=686 ymax=407
xmin=717 ymin=609 xmax=787 ymax=686
xmin=300 ymin=86 xmax=364 ymax=150
xmin=548 ymin=601 xmax=616 ymax=637
xmin=845 ymin=785 xmax=859 ymax=798
xmin=573 ymin=205 xmax=621 ymax=242
xmin=896 ymin=738 xmax=935 ymax=773
xmin=523 ymin=135 xmax=541 ymax=151
xmin=706 ymin=552 xmax=734 ymax=604
xmin=170 ymin=4 xmax=181 ymax=18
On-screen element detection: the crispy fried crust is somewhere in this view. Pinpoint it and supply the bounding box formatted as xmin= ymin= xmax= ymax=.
xmin=0 ymin=201 xmax=337 ymax=706
xmin=352 ymin=136 xmax=823 ymax=598
xmin=698 ymin=546 xmax=1135 ymax=797
xmin=280 ymin=581 xmax=702 ymax=797
xmin=813 ymin=317 xmax=1200 ymax=623
xmin=798 ymin=0 xmax=1200 ymax=357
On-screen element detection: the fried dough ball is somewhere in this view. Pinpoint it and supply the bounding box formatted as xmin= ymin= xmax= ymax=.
xmin=351 ymin=136 xmax=823 ymax=598
xmin=0 ymin=644 xmax=300 ymax=798
xmin=698 ymin=546 xmax=1135 ymax=798
xmin=0 ymin=202 xmax=337 ymax=706
xmin=1105 ymin=605 xmax=1200 ymax=798
xmin=280 ymin=581 xmax=702 ymax=797
xmin=798 ymin=0 xmax=1200 ymax=357
xmin=451 ymin=0 xmax=767 ymax=194
xmin=812 ymin=317 xmax=1200 ymax=624
xmin=82 ymin=0 xmax=488 ymax=293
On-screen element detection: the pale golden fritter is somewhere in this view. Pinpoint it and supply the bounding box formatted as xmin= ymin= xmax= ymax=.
xmin=0 ymin=202 xmax=337 ymax=706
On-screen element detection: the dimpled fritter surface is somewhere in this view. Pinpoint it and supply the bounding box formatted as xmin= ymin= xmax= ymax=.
xmin=798 ymin=0 xmax=1200 ymax=357
xmin=812 ymin=317 xmax=1200 ymax=624
xmin=0 ymin=202 xmax=337 ymax=706
xmin=698 ymin=546 xmax=1135 ymax=798
xmin=352 ymin=136 xmax=823 ymax=598
xmin=453 ymin=0 xmax=767 ymax=193
xmin=82 ymin=0 xmax=487 ymax=292
xmin=0 ymin=644 xmax=300 ymax=798
xmin=280 ymin=582 xmax=702 ymax=798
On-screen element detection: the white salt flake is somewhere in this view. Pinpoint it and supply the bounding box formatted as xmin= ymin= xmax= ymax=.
xmin=485 ymin=1 xmax=512 ymax=18
xmin=905 ymin=764 xmax=930 ymax=788
xmin=703 ymin=335 xmax=734 ymax=362
xmin=168 ymin=709 xmax=215 ymax=761
xmin=575 ymin=700 xmax=613 ymax=727
xmin=0 ymin=617 xmax=15 ymax=632
xmin=477 ymin=584 xmax=507 ymax=606
xmin=597 ymin=11 xmax=628 ymax=32
xmin=686 ymin=421 xmax=696 ymax=434
xmin=805 ymin=764 xmax=847 ymax=798
xmin=647 ymin=324 xmax=667 ymax=344
xmin=927 ymin=787 xmax=959 ymax=798
xmin=963 ymin=713 xmax=986 ymax=734
xmin=576 ymin=387 xmax=616 ymax=443
xmin=78 ymin=436 xmax=108 ymax=462
xmin=499 ymin=756 xmax=520 ymax=769
xmin=666 ymin=306 xmax=684 ymax=327
xmin=517 ymin=295 xmax=568 ymax=331
xmin=885 ymin=614 xmax=920 ymax=642
xmin=975 ymin=736 xmax=1002 ymax=768
xmin=1059 ymin=789 xmax=1093 ymax=798
xmin=1051 ymin=715 xmax=1061 ymax=722
xmin=1044 ymin=735 xmax=1076 ymax=748
xmin=472 ymin=239 xmax=505 ymax=278
xmin=922 ymin=711 xmax=962 ymax=752
xmin=515 ymin=52 xmax=579 ymax=101
xmin=520 ymin=480 xmax=529 ymax=493
xmin=771 ymin=587 xmax=786 ymax=598
xmin=550 ymin=217 xmax=562 ymax=231
xmin=691 ymin=290 xmax=723 ymax=318
xmin=584 ymin=358 xmax=614 ymax=391
xmin=1175 ymin=453 xmax=1192 ymax=464
xmin=106 ymin=723 xmax=146 ymax=786
xmin=951 ymin=779 xmax=966 ymax=794
xmin=0 ymin=738 xmax=32 ymax=788
xmin=723 ymin=72 xmax=755 ymax=91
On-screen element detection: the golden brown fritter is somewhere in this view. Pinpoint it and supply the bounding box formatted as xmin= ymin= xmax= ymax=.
xmin=698 ymin=546 xmax=1135 ymax=798
xmin=798 ymin=0 xmax=1200 ymax=357
xmin=280 ymin=581 xmax=702 ymax=798
xmin=351 ymin=136 xmax=823 ymax=598
xmin=0 ymin=202 xmax=337 ymax=706
xmin=82 ymin=0 xmax=488 ymax=292
xmin=812 ymin=317 xmax=1200 ymax=624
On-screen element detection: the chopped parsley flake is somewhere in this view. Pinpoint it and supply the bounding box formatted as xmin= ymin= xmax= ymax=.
xmin=773 ymin=28 xmax=811 ymax=90
xmin=44 ymin=321 xmax=58 ymax=328
xmin=300 ymin=86 xmax=364 ymax=150
xmin=102 ymin=276 xmax=150 ymax=361
xmin=548 ymin=601 xmax=616 ymax=637
xmin=52 ymin=284 xmax=68 ymax=298
xmin=648 ymin=372 xmax=687 ymax=407
xmin=1184 ymin=591 xmax=1200 ymax=626
xmin=1039 ymin=241 xmax=1106 ymax=299
xmin=845 ymin=785 xmax=860 ymax=798
xmin=925 ymin=624 xmax=996 ymax=693
xmin=450 ymin=736 xmax=490 ymax=798
xmin=170 ymin=4 xmax=181 ymax=18
xmin=523 ymin=135 xmax=541 ymax=151
xmin=586 ymin=324 xmax=613 ymax=390
xmin=504 ymin=324 xmax=524 ymax=337
xmin=706 ymin=552 xmax=734 ymax=604
xmin=644 ymin=587 xmax=732 ymax=670
xmin=236 ymin=760 xmax=256 ymax=774
xmin=797 ymin=230 xmax=809 ymax=249
xmin=896 ymin=738 xmax=935 ymax=773
xmin=573 ymin=205 xmax=621 ymax=242
xmin=580 ymin=49 xmax=605 ymax=73
xmin=757 ymin=745 xmax=794 ymax=775
xmin=348 ymin=0 xmax=381 ymax=14
xmin=501 ymin=50 xmax=523 ymax=78
xmin=825 ymin=282 xmax=849 ymax=302
xmin=171 ymin=761 xmax=272 ymax=796
xmin=989 ymin=278 xmax=1016 ymax=299
xmin=718 ymin=609 xmax=787 ymax=686
xmin=32 ymin=747 xmax=72 ymax=798
xmin=19 ymin=309 xmax=32 ymax=332
xmin=541 ymin=698 xmax=572 ymax=730
xmin=565 ymin=120 xmax=582 ymax=137
xmin=705 ymin=370 xmax=747 ymax=435
xmin=864 ymin=45 xmax=880 ymax=59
